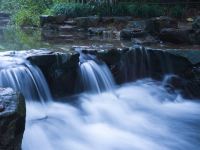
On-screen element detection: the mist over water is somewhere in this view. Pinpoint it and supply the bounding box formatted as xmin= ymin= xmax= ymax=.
xmin=22 ymin=79 xmax=200 ymax=150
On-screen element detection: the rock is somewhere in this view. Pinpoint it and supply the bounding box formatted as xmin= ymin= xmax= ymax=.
xmin=27 ymin=49 xmax=80 ymax=98
xmin=40 ymin=15 xmax=66 ymax=27
xmin=120 ymin=28 xmax=147 ymax=40
xmin=97 ymin=48 xmax=122 ymax=65
xmin=145 ymin=16 xmax=178 ymax=34
xmin=0 ymin=87 xmax=26 ymax=150
xmin=74 ymin=16 xmax=100 ymax=28
xmin=0 ymin=12 xmax=10 ymax=18
xmin=159 ymin=28 xmax=193 ymax=44
xmin=88 ymin=27 xmax=107 ymax=35
xmin=132 ymin=35 xmax=158 ymax=45
xmin=59 ymin=25 xmax=77 ymax=32
xmin=101 ymin=16 xmax=132 ymax=24
xmin=127 ymin=20 xmax=147 ymax=30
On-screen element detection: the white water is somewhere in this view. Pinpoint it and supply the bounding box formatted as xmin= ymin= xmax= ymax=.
xmin=0 ymin=56 xmax=52 ymax=102
xmin=22 ymin=79 xmax=200 ymax=150
xmin=80 ymin=60 xmax=115 ymax=93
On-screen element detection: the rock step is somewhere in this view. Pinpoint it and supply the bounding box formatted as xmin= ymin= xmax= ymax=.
xmin=59 ymin=25 xmax=77 ymax=32
xmin=64 ymin=20 xmax=76 ymax=26
xmin=0 ymin=12 xmax=10 ymax=18
xmin=0 ymin=19 xmax=10 ymax=26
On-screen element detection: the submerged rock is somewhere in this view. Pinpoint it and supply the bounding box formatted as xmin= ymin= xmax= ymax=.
xmin=0 ymin=88 xmax=25 ymax=150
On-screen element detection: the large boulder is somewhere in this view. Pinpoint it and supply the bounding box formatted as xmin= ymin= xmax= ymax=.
xmin=0 ymin=88 xmax=26 ymax=150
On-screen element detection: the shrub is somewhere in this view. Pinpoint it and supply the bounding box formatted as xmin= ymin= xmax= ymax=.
xmin=12 ymin=9 xmax=40 ymax=26
xmin=51 ymin=3 xmax=94 ymax=17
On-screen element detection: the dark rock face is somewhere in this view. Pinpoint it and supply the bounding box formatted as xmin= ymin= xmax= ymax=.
xmin=0 ymin=88 xmax=26 ymax=150
xmin=27 ymin=50 xmax=80 ymax=98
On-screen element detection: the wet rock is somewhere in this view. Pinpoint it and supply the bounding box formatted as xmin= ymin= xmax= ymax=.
xmin=146 ymin=16 xmax=178 ymax=34
xmin=74 ymin=16 xmax=100 ymax=28
xmin=27 ymin=49 xmax=80 ymax=98
xmin=132 ymin=35 xmax=158 ymax=45
xmin=0 ymin=12 xmax=10 ymax=18
xmin=97 ymin=48 xmax=122 ymax=65
xmin=159 ymin=28 xmax=193 ymax=44
xmin=88 ymin=27 xmax=107 ymax=35
xmin=100 ymin=16 xmax=132 ymax=24
xmin=40 ymin=15 xmax=66 ymax=27
xmin=59 ymin=25 xmax=77 ymax=32
xmin=0 ymin=87 xmax=26 ymax=150
xmin=127 ymin=20 xmax=147 ymax=30
xmin=120 ymin=28 xmax=147 ymax=40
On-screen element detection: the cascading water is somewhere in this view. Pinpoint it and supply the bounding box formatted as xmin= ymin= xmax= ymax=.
xmin=0 ymin=54 xmax=52 ymax=102
xmin=75 ymin=46 xmax=115 ymax=93
xmin=79 ymin=60 xmax=115 ymax=93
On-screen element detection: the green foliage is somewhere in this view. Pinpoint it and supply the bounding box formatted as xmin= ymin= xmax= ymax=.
xmin=0 ymin=0 xmax=187 ymax=26
xmin=52 ymin=3 xmax=94 ymax=17
xmin=12 ymin=9 xmax=40 ymax=26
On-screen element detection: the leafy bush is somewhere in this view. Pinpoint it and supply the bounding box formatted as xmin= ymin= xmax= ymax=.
xmin=52 ymin=3 xmax=94 ymax=17
xmin=12 ymin=9 xmax=40 ymax=26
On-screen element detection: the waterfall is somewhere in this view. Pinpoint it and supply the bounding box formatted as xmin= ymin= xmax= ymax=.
xmin=0 ymin=55 xmax=52 ymax=102
xmin=79 ymin=60 xmax=115 ymax=93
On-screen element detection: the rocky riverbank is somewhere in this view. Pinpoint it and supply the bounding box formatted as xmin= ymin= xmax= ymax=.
xmin=40 ymin=15 xmax=200 ymax=46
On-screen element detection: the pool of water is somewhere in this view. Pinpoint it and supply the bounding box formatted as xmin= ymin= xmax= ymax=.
xmin=0 ymin=26 xmax=199 ymax=51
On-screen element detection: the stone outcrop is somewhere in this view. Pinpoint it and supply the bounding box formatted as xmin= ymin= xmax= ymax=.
xmin=0 ymin=88 xmax=26 ymax=150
